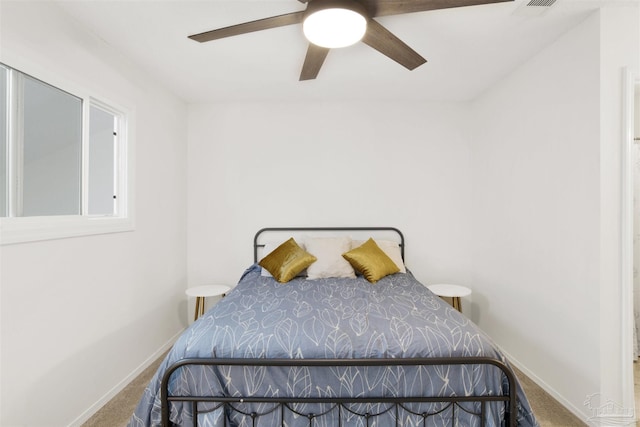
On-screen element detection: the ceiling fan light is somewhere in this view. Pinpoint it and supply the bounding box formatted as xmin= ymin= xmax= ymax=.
xmin=303 ymin=7 xmax=367 ymax=49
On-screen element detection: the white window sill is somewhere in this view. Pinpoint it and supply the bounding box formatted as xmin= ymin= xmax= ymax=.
xmin=0 ymin=216 xmax=135 ymax=245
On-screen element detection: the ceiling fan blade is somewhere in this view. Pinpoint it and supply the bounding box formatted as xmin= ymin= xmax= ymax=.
xmin=189 ymin=11 xmax=305 ymax=43
xmin=366 ymin=0 xmax=513 ymax=17
xmin=300 ymin=44 xmax=331 ymax=81
xmin=361 ymin=19 xmax=426 ymax=70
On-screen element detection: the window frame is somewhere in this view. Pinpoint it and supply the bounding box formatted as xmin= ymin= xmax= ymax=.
xmin=0 ymin=63 xmax=135 ymax=245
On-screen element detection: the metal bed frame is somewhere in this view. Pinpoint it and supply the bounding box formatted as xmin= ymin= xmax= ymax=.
xmin=252 ymin=227 xmax=405 ymax=264
xmin=161 ymin=227 xmax=518 ymax=427
xmin=162 ymin=357 xmax=516 ymax=427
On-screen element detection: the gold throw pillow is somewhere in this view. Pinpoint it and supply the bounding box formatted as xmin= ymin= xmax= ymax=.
xmin=259 ymin=238 xmax=317 ymax=283
xmin=342 ymin=238 xmax=400 ymax=283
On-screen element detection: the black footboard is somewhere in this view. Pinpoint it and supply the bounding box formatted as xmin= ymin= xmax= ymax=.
xmin=161 ymin=357 xmax=517 ymax=427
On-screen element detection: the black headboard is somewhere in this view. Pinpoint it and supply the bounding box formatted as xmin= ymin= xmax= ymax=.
xmin=253 ymin=227 xmax=404 ymax=263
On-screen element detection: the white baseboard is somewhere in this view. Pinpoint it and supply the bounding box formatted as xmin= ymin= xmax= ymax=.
xmin=68 ymin=329 xmax=185 ymax=427
xmin=499 ymin=347 xmax=590 ymax=425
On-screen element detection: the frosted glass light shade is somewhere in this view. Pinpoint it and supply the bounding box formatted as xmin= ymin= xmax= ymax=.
xmin=303 ymin=8 xmax=367 ymax=48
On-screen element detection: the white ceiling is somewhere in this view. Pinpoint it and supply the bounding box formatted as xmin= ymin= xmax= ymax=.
xmin=52 ymin=0 xmax=615 ymax=103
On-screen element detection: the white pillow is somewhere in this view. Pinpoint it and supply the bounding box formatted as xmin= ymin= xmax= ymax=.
xmin=305 ymin=236 xmax=356 ymax=280
xmin=351 ymin=239 xmax=406 ymax=273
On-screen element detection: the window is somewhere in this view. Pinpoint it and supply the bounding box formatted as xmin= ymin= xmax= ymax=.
xmin=0 ymin=63 xmax=133 ymax=244
xmin=88 ymin=103 xmax=119 ymax=216
xmin=21 ymin=72 xmax=83 ymax=217
xmin=0 ymin=65 xmax=7 ymax=217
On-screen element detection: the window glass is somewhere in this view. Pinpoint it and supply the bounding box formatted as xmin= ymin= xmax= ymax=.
xmin=0 ymin=65 xmax=7 ymax=217
xmin=21 ymin=74 xmax=82 ymax=216
xmin=88 ymin=105 xmax=116 ymax=216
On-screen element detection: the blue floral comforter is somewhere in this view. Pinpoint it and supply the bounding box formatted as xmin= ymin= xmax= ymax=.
xmin=129 ymin=264 xmax=538 ymax=427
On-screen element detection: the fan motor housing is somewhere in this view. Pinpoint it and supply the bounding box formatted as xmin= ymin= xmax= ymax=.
xmin=303 ymin=0 xmax=370 ymax=20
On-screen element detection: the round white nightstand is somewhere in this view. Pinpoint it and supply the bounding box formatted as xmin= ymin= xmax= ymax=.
xmin=185 ymin=284 xmax=231 ymax=320
xmin=427 ymin=284 xmax=471 ymax=313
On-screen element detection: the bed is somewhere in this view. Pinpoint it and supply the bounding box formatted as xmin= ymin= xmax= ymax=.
xmin=129 ymin=227 xmax=538 ymax=427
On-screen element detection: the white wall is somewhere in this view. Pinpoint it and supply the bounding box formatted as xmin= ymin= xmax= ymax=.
xmin=0 ymin=2 xmax=188 ymax=426
xmin=187 ymin=101 xmax=474 ymax=292
xmin=598 ymin=6 xmax=640 ymax=421
xmin=470 ymin=6 xmax=639 ymax=422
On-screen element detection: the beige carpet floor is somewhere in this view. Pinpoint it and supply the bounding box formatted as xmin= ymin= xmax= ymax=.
xmin=82 ymin=355 xmax=587 ymax=427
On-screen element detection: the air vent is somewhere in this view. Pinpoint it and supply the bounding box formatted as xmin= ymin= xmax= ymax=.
xmin=526 ymin=0 xmax=557 ymax=6
xmin=513 ymin=0 xmax=558 ymax=16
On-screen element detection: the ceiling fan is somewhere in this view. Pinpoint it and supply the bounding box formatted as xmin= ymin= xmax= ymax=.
xmin=188 ymin=0 xmax=513 ymax=81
